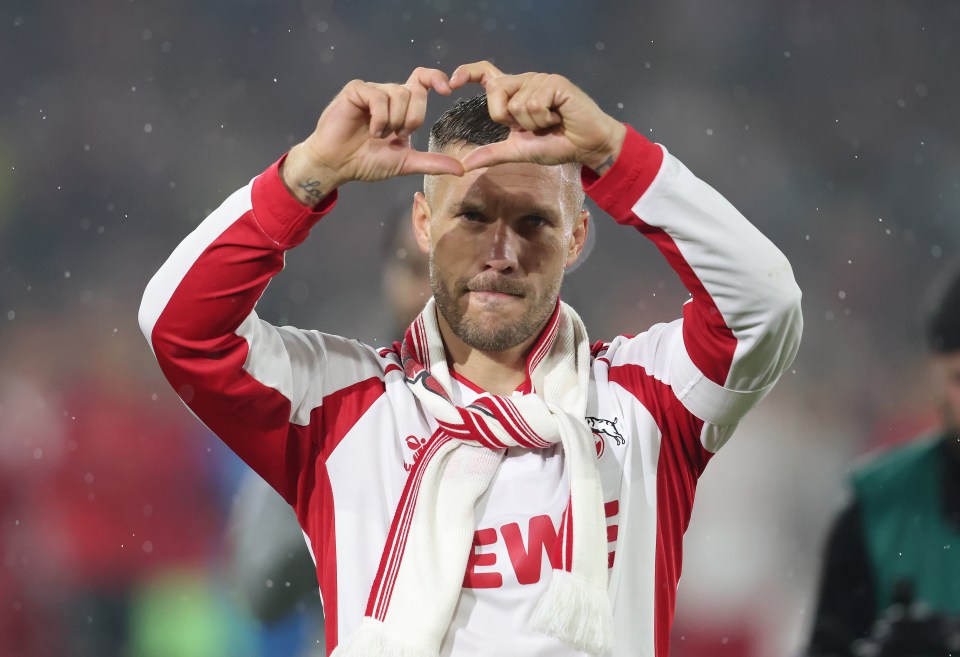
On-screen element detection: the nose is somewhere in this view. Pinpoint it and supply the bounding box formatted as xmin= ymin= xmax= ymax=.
xmin=482 ymin=220 xmax=518 ymax=274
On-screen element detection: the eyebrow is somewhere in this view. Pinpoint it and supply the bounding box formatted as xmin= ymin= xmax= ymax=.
xmin=451 ymin=199 xmax=559 ymax=220
xmin=451 ymin=200 xmax=486 ymax=215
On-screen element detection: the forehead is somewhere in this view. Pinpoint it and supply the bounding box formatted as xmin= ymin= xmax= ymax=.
xmin=431 ymin=144 xmax=578 ymax=215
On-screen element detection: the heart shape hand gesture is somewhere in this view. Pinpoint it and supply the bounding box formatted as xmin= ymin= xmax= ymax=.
xmin=447 ymin=61 xmax=626 ymax=174
xmin=281 ymin=62 xmax=625 ymax=207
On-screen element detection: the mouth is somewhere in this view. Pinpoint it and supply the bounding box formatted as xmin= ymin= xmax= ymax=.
xmin=461 ymin=274 xmax=527 ymax=308
xmin=468 ymin=290 xmax=522 ymax=303
xmin=465 ymin=283 xmax=525 ymax=300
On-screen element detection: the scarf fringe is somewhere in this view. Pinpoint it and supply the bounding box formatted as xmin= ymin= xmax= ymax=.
xmin=331 ymin=618 xmax=437 ymax=657
xmin=529 ymin=570 xmax=614 ymax=656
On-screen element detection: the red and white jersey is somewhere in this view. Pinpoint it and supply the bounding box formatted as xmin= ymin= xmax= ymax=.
xmin=139 ymin=127 xmax=802 ymax=657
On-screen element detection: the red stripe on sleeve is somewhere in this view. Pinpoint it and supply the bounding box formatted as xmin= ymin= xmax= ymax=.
xmin=633 ymin=222 xmax=737 ymax=385
xmin=147 ymin=157 xmax=359 ymax=655
xmin=150 ymin=211 xmax=311 ymax=498
xmin=582 ymin=126 xmax=737 ymax=385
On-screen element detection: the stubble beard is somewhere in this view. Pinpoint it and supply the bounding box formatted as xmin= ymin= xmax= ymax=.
xmin=430 ymin=255 xmax=562 ymax=352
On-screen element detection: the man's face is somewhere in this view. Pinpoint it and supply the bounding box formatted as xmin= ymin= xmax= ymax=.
xmin=414 ymin=144 xmax=587 ymax=352
xmin=932 ymin=351 xmax=960 ymax=436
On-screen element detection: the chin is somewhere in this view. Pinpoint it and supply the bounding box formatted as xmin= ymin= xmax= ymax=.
xmin=457 ymin=317 xmax=537 ymax=352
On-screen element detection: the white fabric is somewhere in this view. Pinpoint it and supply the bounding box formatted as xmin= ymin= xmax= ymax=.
xmin=139 ymin=132 xmax=804 ymax=657
xmin=332 ymin=298 xmax=613 ymax=657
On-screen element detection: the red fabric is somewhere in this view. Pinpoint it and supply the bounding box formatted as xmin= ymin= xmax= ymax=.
xmin=463 ymin=528 xmax=503 ymax=589
xmin=315 ymin=460 xmax=339 ymax=654
xmin=608 ymin=364 xmax=713 ymax=657
xmin=320 ymin=378 xmax=388 ymax=457
xmin=582 ymin=127 xmax=737 ymax=386
xmin=588 ymin=126 xmax=738 ymax=653
xmin=581 ymin=125 xmax=664 ymax=219
xmin=501 ymin=516 xmax=561 ymax=585
xmin=251 ymin=155 xmax=337 ymax=247
xmin=635 ymin=221 xmax=737 ymax=385
xmin=148 ymin=165 xmax=384 ymax=655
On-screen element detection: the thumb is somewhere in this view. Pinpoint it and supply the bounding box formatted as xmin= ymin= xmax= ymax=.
xmin=400 ymin=151 xmax=465 ymax=177
xmin=458 ymin=141 xmax=523 ymax=172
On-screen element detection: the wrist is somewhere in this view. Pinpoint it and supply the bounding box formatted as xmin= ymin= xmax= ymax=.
xmin=581 ymin=121 xmax=627 ymax=176
xmin=281 ymin=142 xmax=343 ymax=207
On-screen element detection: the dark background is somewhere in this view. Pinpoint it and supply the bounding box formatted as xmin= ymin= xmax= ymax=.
xmin=1 ymin=2 xmax=957 ymax=655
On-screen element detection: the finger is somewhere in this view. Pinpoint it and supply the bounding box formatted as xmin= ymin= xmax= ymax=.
xmin=484 ymin=75 xmax=529 ymax=128
xmin=354 ymin=85 xmax=391 ymax=139
xmin=400 ymin=150 xmax=465 ymax=177
xmin=458 ymin=141 xmax=523 ymax=172
xmin=449 ymin=60 xmax=505 ymax=89
xmin=509 ymin=76 xmax=562 ymax=131
xmin=398 ymin=88 xmax=426 ymax=138
xmin=383 ymin=85 xmax=412 ymax=138
xmin=398 ymin=83 xmax=428 ymax=138
xmin=484 ymin=83 xmax=517 ymax=128
xmin=399 ymin=68 xmax=449 ymax=138
xmin=506 ymin=82 xmax=544 ymax=132
xmin=406 ymin=66 xmax=452 ymax=95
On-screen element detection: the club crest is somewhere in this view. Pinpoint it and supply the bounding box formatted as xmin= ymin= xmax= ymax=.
xmin=586 ymin=415 xmax=625 ymax=459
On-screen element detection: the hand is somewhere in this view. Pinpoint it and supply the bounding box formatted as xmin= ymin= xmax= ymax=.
xmin=448 ymin=61 xmax=627 ymax=173
xmin=282 ymin=68 xmax=464 ymax=206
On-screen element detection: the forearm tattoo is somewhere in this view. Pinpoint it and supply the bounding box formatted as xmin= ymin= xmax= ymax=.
xmin=297 ymin=178 xmax=326 ymax=204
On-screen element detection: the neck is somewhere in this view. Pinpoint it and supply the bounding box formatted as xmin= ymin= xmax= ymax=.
xmin=436 ymin=314 xmax=541 ymax=396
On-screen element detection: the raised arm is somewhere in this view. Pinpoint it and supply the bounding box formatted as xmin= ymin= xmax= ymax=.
xmin=446 ymin=61 xmax=801 ymax=441
xmin=584 ymin=126 xmax=802 ymax=440
xmin=138 ymin=68 xmax=463 ymax=503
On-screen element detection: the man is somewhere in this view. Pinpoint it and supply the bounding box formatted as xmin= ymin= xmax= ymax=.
xmin=807 ymin=263 xmax=960 ymax=655
xmin=139 ymin=62 xmax=802 ymax=656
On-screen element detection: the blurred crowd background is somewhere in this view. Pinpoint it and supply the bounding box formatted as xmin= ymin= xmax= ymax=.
xmin=1 ymin=1 xmax=958 ymax=655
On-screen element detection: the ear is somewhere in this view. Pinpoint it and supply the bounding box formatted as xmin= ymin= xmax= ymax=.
xmin=565 ymin=209 xmax=590 ymax=268
xmin=412 ymin=192 xmax=432 ymax=254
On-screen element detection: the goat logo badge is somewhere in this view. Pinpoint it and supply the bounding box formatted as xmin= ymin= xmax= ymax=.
xmin=586 ymin=416 xmax=625 ymax=459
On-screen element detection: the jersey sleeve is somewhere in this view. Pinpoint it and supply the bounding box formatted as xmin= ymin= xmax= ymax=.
xmin=585 ymin=125 xmax=803 ymax=454
xmin=138 ymin=156 xmax=387 ymax=507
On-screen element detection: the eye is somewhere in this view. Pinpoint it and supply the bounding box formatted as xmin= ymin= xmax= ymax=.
xmin=460 ymin=211 xmax=485 ymax=222
xmin=525 ymin=215 xmax=549 ymax=227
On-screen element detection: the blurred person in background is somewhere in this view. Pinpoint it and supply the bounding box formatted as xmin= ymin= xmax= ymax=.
xmin=226 ymin=209 xmax=431 ymax=657
xmin=807 ymin=262 xmax=960 ymax=656
xmin=139 ymin=60 xmax=802 ymax=656
xmin=0 ymin=308 xmax=254 ymax=657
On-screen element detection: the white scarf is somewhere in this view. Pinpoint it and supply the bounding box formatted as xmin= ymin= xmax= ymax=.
xmin=332 ymin=298 xmax=613 ymax=657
